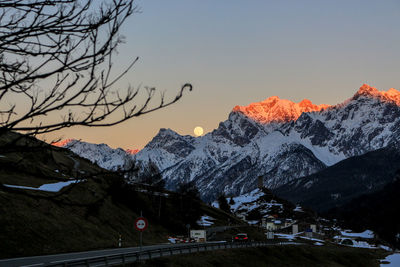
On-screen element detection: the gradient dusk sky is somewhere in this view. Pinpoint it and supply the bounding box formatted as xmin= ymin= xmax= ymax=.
xmin=49 ymin=0 xmax=400 ymax=150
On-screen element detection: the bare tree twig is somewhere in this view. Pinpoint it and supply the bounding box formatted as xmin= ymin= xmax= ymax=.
xmin=0 ymin=0 xmax=191 ymax=137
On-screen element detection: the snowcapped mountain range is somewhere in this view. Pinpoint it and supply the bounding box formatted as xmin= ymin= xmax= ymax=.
xmin=54 ymin=84 xmax=400 ymax=202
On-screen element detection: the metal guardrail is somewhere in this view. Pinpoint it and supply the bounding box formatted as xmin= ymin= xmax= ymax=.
xmin=44 ymin=241 xmax=301 ymax=267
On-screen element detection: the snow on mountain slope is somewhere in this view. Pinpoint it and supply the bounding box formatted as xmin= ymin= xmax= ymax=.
xmin=52 ymin=139 xmax=135 ymax=171
xmin=291 ymin=85 xmax=400 ymax=157
xmin=56 ymin=84 xmax=400 ymax=202
xmin=135 ymin=128 xmax=196 ymax=171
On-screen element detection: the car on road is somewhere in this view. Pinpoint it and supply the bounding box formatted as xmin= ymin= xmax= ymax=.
xmin=234 ymin=233 xmax=249 ymax=242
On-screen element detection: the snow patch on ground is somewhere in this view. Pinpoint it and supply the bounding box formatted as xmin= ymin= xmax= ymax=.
xmin=197 ymin=215 xmax=215 ymax=227
xmin=167 ymin=238 xmax=177 ymax=244
xmin=274 ymin=232 xmax=326 ymax=245
xmin=333 ymin=229 xmax=389 ymax=250
xmin=350 ymin=240 xmax=375 ymax=248
xmin=230 ymin=188 xmax=264 ymax=211
xmin=340 ymin=230 xmax=374 ymax=239
xmin=381 ymin=253 xmax=400 ymax=266
xmin=274 ymin=233 xmax=296 ymax=241
xmin=299 ymin=236 xmax=325 ymax=243
xmin=293 ymin=205 xmax=303 ymax=212
xmin=379 ymin=245 xmax=392 ymax=251
xmin=211 ymin=188 xmax=264 ymax=213
xmin=4 ymin=180 xmax=83 ymax=192
xmin=211 ymin=202 xmax=219 ymax=209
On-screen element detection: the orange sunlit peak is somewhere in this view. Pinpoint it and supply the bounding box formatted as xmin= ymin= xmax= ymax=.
xmin=299 ymin=99 xmax=312 ymax=106
xmin=233 ymin=96 xmax=330 ymax=124
xmin=387 ymin=88 xmax=398 ymax=95
xmin=356 ymin=84 xmax=379 ymax=96
xmin=355 ymin=84 xmax=400 ymax=106
xmin=125 ymin=149 xmax=140 ymax=155
xmin=51 ymin=139 xmax=77 ymax=147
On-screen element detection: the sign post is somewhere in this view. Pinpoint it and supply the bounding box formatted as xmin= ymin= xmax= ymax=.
xmin=135 ymin=213 xmax=148 ymax=251
xmin=186 ymin=224 xmax=191 ymax=242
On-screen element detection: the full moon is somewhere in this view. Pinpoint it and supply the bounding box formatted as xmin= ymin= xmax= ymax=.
xmin=193 ymin=126 xmax=204 ymax=137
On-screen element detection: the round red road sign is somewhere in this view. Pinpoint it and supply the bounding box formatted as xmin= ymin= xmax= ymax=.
xmin=134 ymin=217 xmax=148 ymax=231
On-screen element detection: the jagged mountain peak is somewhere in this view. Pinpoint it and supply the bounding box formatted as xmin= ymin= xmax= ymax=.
xmin=125 ymin=149 xmax=139 ymax=155
xmin=150 ymin=128 xmax=196 ymax=142
xmin=52 ymin=138 xmax=78 ymax=147
xmin=353 ymin=84 xmax=400 ymax=105
xmin=142 ymin=128 xmax=196 ymax=161
xmin=145 ymin=128 xmax=195 ymax=148
xmin=355 ymin=83 xmax=379 ymax=96
xmin=232 ymin=95 xmax=330 ymax=124
xmin=158 ymin=128 xmax=179 ymax=135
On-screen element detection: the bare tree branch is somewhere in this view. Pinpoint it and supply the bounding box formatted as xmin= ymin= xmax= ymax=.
xmin=0 ymin=0 xmax=191 ymax=137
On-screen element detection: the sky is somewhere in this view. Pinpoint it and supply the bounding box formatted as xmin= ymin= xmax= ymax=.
xmin=49 ymin=0 xmax=400 ymax=149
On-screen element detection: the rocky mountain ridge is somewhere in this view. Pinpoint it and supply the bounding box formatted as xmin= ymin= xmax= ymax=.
xmin=233 ymin=96 xmax=330 ymax=124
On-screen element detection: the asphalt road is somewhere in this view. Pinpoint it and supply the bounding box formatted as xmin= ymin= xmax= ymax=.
xmin=0 ymin=242 xmax=225 ymax=267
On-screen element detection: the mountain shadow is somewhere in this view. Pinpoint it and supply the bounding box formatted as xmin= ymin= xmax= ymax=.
xmin=273 ymin=144 xmax=400 ymax=212
xmin=324 ymin=170 xmax=400 ymax=249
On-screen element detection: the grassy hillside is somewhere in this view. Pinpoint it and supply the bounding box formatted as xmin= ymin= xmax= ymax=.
xmin=0 ymin=133 xmax=242 ymax=259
